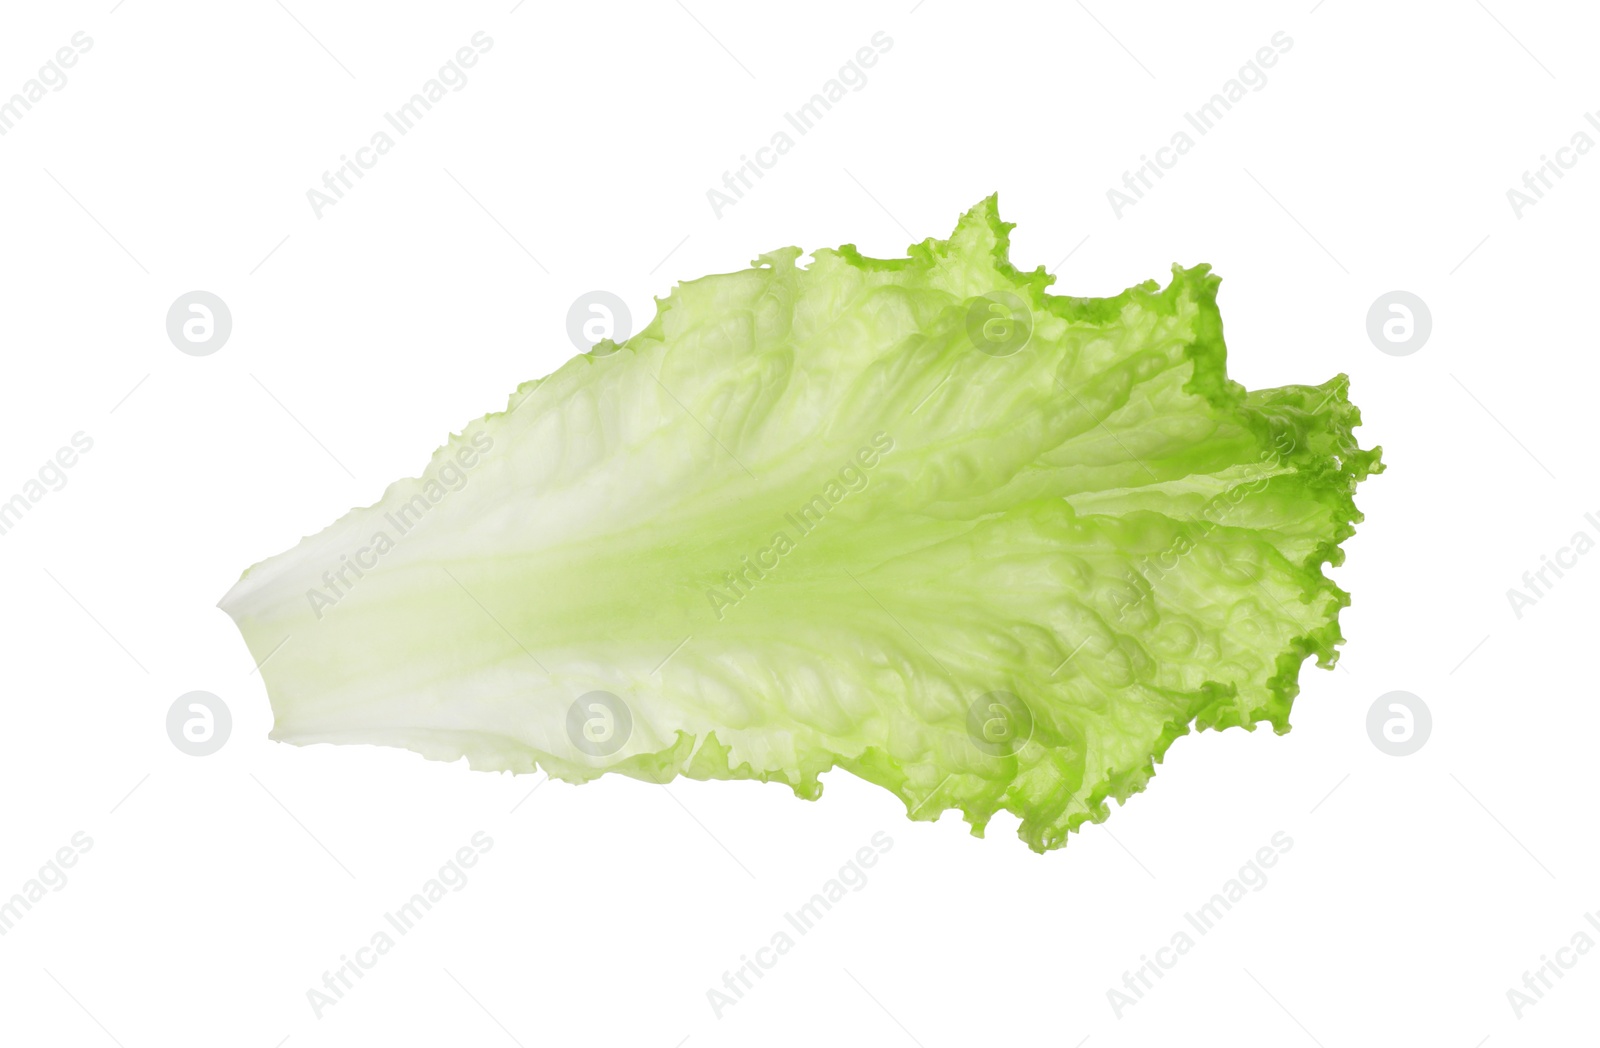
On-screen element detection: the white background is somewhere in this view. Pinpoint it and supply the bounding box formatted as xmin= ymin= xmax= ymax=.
xmin=1 ymin=0 xmax=1595 ymax=1044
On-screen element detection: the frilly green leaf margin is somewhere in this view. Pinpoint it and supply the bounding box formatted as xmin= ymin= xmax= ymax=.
xmin=222 ymin=195 xmax=1382 ymax=855
xmin=635 ymin=199 xmax=1382 ymax=851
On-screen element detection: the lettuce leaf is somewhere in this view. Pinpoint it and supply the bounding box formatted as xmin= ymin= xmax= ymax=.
xmin=220 ymin=197 xmax=1381 ymax=853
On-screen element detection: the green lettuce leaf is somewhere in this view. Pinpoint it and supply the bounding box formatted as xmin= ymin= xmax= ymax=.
xmin=220 ymin=197 xmax=1381 ymax=853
